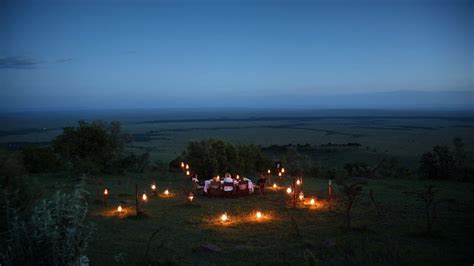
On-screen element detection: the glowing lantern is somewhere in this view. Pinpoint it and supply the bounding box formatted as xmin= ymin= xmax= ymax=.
xmin=296 ymin=179 xmax=301 ymax=186
xmin=273 ymin=183 xmax=277 ymax=189
xmin=256 ymin=211 xmax=262 ymax=219
xmin=187 ymin=192 xmax=194 ymax=203
xmin=299 ymin=191 xmax=304 ymax=201
xmin=142 ymin=193 xmax=148 ymax=201
xmin=104 ymin=188 xmax=108 ymax=195
xmin=186 ymin=170 xmax=190 ymax=176
xmin=180 ymin=161 xmax=185 ymax=168
xmin=236 ymin=174 xmax=240 ymax=180
xmin=117 ymin=205 xmax=123 ymax=213
xmin=185 ymin=164 xmax=189 ymax=170
xmin=164 ymin=189 xmax=169 ymax=195
xmin=278 ymin=172 xmax=282 ymax=177
xmin=310 ymin=198 xmax=315 ymax=205
xmin=286 ymin=187 xmax=292 ymax=194
xmin=151 ymin=184 xmax=156 ymax=191
xmin=221 ymin=213 xmax=228 ymax=222
xmin=216 ymin=175 xmax=220 ymax=181
xmin=281 ymin=167 xmax=285 ymax=173
xmin=267 ymin=169 xmax=271 ymax=174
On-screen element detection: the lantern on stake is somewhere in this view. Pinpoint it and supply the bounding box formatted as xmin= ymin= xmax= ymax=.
xmin=298 ymin=191 xmax=304 ymax=201
xmin=180 ymin=161 xmax=185 ymax=168
xmin=142 ymin=192 xmax=148 ymax=202
xmin=221 ymin=213 xmax=228 ymax=222
xmin=187 ymin=192 xmax=194 ymax=203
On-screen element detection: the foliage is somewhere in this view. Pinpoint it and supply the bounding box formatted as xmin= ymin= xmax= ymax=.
xmin=418 ymin=138 xmax=470 ymax=181
xmin=335 ymin=177 xmax=367 ymax=229
xmin=52 ymin=120 xmax=139 ymax=174
xmin=171 ymin=139 xmax=271 ymax=178
xmin=22 ymin=145 xmax=62 ymax=173
xmin=411 ymin=184 xmax=444 ymax=232
xmin=0 ymin=184 xmax=93 ymax=266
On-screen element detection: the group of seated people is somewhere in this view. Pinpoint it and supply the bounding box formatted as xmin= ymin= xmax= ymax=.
xmin=191 ymin=172 xmax=266 ymax=196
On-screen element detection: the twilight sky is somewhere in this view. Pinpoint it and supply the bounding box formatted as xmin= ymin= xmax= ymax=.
xmin=0 ymin=0 xmax=472 ymax=110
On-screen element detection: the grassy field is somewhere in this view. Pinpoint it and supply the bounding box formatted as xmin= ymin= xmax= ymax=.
xmin=33 ymin=173 xmax=474 ymax=265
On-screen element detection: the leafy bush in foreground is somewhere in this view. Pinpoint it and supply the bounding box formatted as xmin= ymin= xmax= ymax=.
xmin=0 ymin=185 xmax=93 ymax=266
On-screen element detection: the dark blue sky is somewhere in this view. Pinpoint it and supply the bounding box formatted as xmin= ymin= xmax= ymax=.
xmin=0 ymin=0 xmax=472 ymax=110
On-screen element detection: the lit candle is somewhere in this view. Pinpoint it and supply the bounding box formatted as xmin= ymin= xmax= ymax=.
xmin=180 ymin=161 xmax=185 ymax=168
xmin=299 ymin=191 xmax=304 ymax=200
xmin=273 ymin=183 xmax=277 ymax=189
xmin=188 ymin=192 xmax=194 ymax=202
xmin=221 ymin=213 xmax=228 ymax=222
xmin=216 ymin=175 xmax=220 ymax=181
xmin=236 ymin=174 xmax=240 ymax=180
xmin=278 ymin=172 xmax=282 ymax=177
xmin=117 ymin=205 xmax=123 ymax=213
xmin=186 ymin=170 xmax=190 ymax=176
xmin=185 ymin=164 xmax=189 ymax=170
xmin=267 ymin=169 xmax=271 ymax=174
xmin=296 ymin=179 xmax=301 ymax=185
xmin=310 ymin=198 xmax=315 ymax=205
xmin=151 ymin=184 xmax=156 ymax=190
xmin=142 ymin=193 xmax=148 ymax=201
xmin=256 ymin=211 xmax=262 ymax=219
xmin=104 ymin=188 xmax=108 ymax=195
xmin=164 ymin=189 xmax=169 ymax=195
xmin=281 ymin=168 xmax=285 ymax=173
xmin=286 ymin=187 xmax=292 ymax=194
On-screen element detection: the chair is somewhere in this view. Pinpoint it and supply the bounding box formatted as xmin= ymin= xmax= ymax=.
xmin=237 ymin=180 xmax=249 ymax=196
xmin=222 ymin=182 xmax=235 ymax=197
xmin=208 ymin=181 xmax=222 ymax=197
xmin=193 ymin=181 xmax=204 ymax=195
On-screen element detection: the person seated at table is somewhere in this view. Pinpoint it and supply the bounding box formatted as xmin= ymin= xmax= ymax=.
xmin=191 ymin=173 xmax=204 ymax=186
xmin=222 ymin=172 xmax=234 ymax=192
xmin=256 ymin=174 xmax=266 ymax=186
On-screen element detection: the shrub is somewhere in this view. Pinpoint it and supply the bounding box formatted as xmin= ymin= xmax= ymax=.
xmin=0 ymin=185 xmax=93 ymax=266
xmin=22 ymin=145 xmax=62 ymax=173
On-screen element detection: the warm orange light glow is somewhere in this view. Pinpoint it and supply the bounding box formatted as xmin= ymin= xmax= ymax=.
xmin=278 ymin=172 xmax=282 ymax=177
xmin=273 ymin=183 xmax=277 ymax=188
xmin=186 ymin=170 xmax=190 ymax=176
xmin=256 ymin=211 xmax=262 ymax=219
xmin=180 ymin=161 xmax=185 ymax=168
xmin=216 ymin=175 xmax=220 ymax=181
xmin=188 ymin=193 xmax=194 ymax=202
xmin=281 ymin=167 xmax=285 ymax=173
xmin=142 ymin=193 xmax=148 ymax=201
xmin=104 ymin=188 xmax=108 ymax=195
xmin=310 ymin=198 xmax=315 ymax=205
xmin=296 ymin=179 xmax=301 ymax=185
xmin=164 ymin=189 xmax=169 ymax=195
xmin=117 ymin=205 xmax=123 ymax=212
xmin=236 ymin=174 xmax=240 ymax=180
xmin=299 ymin=191 xmax=304 ymax=200
xmin=221 ymin=213 xmax=228 ymax=222
xmin=185 ymin=164 xmax=189 ymax=170
xmin=151 ymin=184 xmax=156 ymax=190
xmin=267 ymin=169 xmax=271 ymax=174
xmin=286 ymin=187 xmax=292 ymax=194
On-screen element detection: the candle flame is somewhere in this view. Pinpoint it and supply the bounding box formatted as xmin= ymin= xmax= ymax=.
xmin=236 ymin=174 xmax=240 ymax=180
xmin=273 ymin=183 xmax=277 ymax=188
xmin=286 ymin=187 xmax=292 ymax=194
xmin=310 ymin=198 xmax=315 ymax=205
xmin=142 ymin=193 xmax=147 ymax=201
xmin=256 ymin=211 xmax=262 ymax=219
xmin=151 ymin=184 xmax=156 ymax=190
xmin=281 ymin=167 xmax=285 ymax=173
xmin=299 ymin=192 xmax=304 ymax=200
xmin=117 ymin=205 xmax=122 ymax=212
xmin=278 ymin=172 xmax=282 ymax=177
xmin=186 ymin=170 xmax=190 ymax=176
xmin=164 ymin=189 xmax=169 ymax=195
xmin=180 ymin=162 xmax=185 ymax=168
xmin=104 ymin=188 xmax=108 ymax=195
xmin=296 ymin=179 xmax=301 ymax=185
xmin=267 ymin=169 xmax=271 ymax=174
xmin=221 ymin=213 xmax=228 ymax=222
xmin=185 ymin=164 xmax=189 ymax=170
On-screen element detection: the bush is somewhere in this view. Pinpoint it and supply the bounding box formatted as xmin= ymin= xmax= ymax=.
xmin=22 ymin=145 xmax=62 ymax=173
xmin=0 ymin=185 xmax=93 ymax=266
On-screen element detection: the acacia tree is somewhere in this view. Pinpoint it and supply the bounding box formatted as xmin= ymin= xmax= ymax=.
xmin=336 ymin=177 xmax=367 ymax=229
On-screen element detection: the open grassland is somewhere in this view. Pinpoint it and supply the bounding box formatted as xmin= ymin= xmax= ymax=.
xmin=32 ymin=173 xmax=474 ymax=265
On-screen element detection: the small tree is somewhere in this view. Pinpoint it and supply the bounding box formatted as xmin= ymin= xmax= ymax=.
xmin=336 ymin=177 xmax=367 ymax=229
xmin=414 ymin=184 xmax=441 ymax=232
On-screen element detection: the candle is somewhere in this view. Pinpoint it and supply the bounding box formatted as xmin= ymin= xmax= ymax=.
xmin=256 ymin=211 xmax=262 ymax=219
xmin=281 ymin=168 xmax=285 ymax=173
xmin=187 ymin=192 xmax=194 ymax=202
xmin=180 ymin=161 xmax=185 ymax=168
xmin=104 ymin=188 xmax=108 ymax=195
xmin=216 ymin=175 xmax=220 ymax=181
xmin=310 ymin=198 xmax=315 ymax=205
xmin=286 ymin=187 xmax=292 ymax=194
xmin=221 ymin=213 xmax=228 ymax=222
xmin=186 ymin=170 xmax=190 ymax=176
xmin=142 ymin=193 xmax=148 ymax=201
xmin=236 ymin=174 xmax=240 ymax=180
xmin=185 ymin=164 xmax=189 ymax=170
xmin=278 ymin=172 xmax=282 ymax=177
xmin=296 ymin=179 xmax=301 ymax=185
xmin=164 ymin=189 xmax=169 ymax=195
xmin=117 ymin=205 xmax=123 ymax=213
xmin=267 ymin=169 xmax=271 ymax=174
xmin=151 ymin=184 xmax=156 ymax=190
xmin=273 ymin=183 xmax=277 ymax=189
xmin=298 ymin=191 xmax=304 ymax=200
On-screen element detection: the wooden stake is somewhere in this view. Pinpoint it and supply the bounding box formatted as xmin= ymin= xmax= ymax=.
xmin=135 ymin=184 xmax=139 ymax=216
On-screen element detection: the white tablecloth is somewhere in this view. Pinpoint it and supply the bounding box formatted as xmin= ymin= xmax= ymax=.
xmin=203 ymin=178 xmax=254 ymax=193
